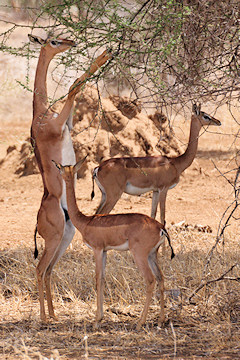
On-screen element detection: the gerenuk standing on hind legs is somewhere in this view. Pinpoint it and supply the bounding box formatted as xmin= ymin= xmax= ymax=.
xmin=28 ymin=33 xmax=111 ymax=321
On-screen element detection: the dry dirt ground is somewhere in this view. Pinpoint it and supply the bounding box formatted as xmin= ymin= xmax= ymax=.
xmin=0 ymin=15 xmax=240 ymax=360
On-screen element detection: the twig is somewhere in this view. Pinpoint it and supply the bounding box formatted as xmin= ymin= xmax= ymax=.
xmin=203 ymin=165 xmax=240 ymax=276
xmin=188 ymin=263 xmax=239 ymax=303
xmin=170 ymin=321 xmax=177 ymax=358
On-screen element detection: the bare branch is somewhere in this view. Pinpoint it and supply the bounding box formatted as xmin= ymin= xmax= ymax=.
xmin=188 ymin=263 xmax=239 ymax=304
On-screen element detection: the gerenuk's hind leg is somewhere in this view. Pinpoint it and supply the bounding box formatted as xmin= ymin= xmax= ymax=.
xmin=131 ymin=249 xmax=156 ymax=330
xmin=95 ymin=183 xmax=124 ymax=215
xmin=44 ymin=218 xmax=75 ymax=319
xmin=159 ymin=189 xmax=168 ymax=255
xmin=148 ymin=251 xmax=165 ymax=326
xmin=36 ymin=197 xmax=65 ymax=321
xmin=94 ymin=249 xmax=107 ymax=327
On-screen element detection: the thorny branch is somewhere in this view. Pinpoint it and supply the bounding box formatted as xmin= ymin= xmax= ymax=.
xmin=203 ymin=165 xmax=240 ymax=276
xmin=189 ymin=165 xmax=240 ymax=303
xmin=188 ymin=263 xmax=239 ymax=304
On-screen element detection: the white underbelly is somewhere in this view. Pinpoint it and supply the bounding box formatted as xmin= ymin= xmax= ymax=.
xmin=105 ymin=240 xmax=129 ymax=251
xmin=85 ymin=242 xmax=93 ymax=250
xmin=61 ymin=127 xmax=76 ymax=166
xmin=125 ymin=182 xmax=153 ymax=196
xmin=84 ymin=241 xmax=129 ymax=252
xmin=125 ymin=181 xmax=178 ymax=195
xmin=61 ymin=126 xmax=76 ymax=210
xmin=169 ymin=182 xmax=178 ymax=189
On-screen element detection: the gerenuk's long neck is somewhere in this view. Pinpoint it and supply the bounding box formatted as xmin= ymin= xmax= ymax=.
xmin=33 ymin=48 xmax=53 ymax=118
xmin=172 ymin=116 xmax=202 ymax=174
xmin=64 ymin=176 xmax=89 ymax=233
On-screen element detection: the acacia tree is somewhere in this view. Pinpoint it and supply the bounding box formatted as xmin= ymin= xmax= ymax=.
xmin=1 ymin=0 xmax=240 ymax=108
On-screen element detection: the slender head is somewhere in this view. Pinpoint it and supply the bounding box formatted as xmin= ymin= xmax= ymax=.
xmin=192 ymin=103 xmax=221 ymax=127
xmin=28 ymin=34 xmax=76 ymax=55
xmin=52 ymin=156 xmax=87 ymax=180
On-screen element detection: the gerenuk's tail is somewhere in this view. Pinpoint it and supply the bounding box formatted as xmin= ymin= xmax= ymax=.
xmin=34 ymin=225 xmax=38 ymax=259
xmin=91 ymin=168 xmax=97 ymax=200
xmin=162 ymin=227 xmax=175 ymax=260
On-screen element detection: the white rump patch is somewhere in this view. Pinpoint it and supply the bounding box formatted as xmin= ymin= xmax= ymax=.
xmin=95 ymin=172 xmax=106 ymax=198
xmin=152 ymin=229 xmax=166 ymax=252
xmin=93 ymin=167 xmax=99 ymax=177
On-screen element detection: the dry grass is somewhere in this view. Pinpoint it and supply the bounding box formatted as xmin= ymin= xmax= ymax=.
xmin=0 ymin=228 xmax=239 ymax=360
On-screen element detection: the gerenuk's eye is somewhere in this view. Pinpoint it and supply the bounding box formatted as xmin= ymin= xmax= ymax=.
xmin=203 ymin=114 xmax=211 ymax=121
xmin=50 ymin=40 xmax=58 ymax=46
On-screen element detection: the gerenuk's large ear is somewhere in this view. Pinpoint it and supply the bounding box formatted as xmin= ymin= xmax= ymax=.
xmin=28 ymin=34 xmax=46 ymax=46
xmin=52 ymin=159 xmax=64 ymax=173
xmin=73 ymin=155 xmax=88 ymax=174
xmin=192 ymin=103 xmax=201 ymax=116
